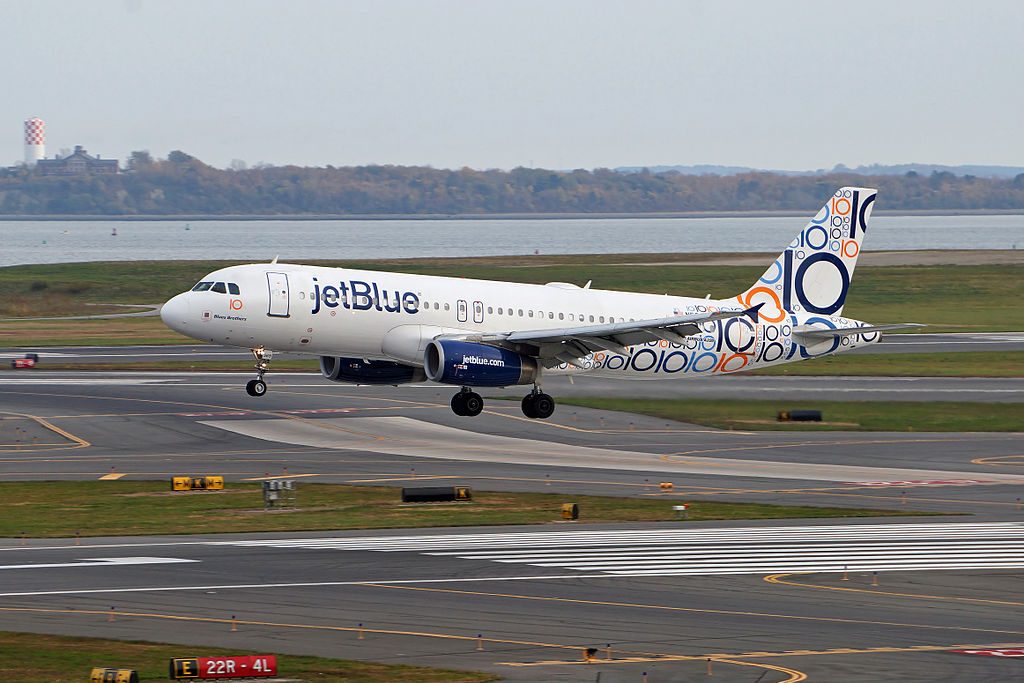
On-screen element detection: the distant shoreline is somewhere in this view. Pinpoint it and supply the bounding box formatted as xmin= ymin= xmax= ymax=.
xmin=1 ymin=209 xmax=1023 ymax=221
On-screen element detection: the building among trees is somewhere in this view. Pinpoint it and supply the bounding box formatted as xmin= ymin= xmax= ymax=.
xmin=36 ymin=145 xmax=118 ymax=176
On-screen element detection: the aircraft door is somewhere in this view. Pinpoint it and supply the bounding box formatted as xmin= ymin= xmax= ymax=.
xmin=472 ymin=300 xmax=484 ymax=324
xmin=266 ymin=272 xmax=290 ymax=317
xmin=456 ymin=299 xmax=468 ymax=323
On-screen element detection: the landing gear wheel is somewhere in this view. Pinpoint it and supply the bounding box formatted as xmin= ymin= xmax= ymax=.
xmin=451 ymin=391 xmax=483 ymax=417
xmin=522 ymin=392 xmax=555 ymax=419
xmin=247 ymin=347 xmax=272 ymax=397
xmin=451 ymin=392 xmax=468 ymax=416
xmin=462 ymin=392 xmax=484 ymax=417
xmin=521 ymin=394 xmax=538 ymax=419
xmin=532 ymin=393 xmax=555 ymax=419
xmin=246 ymin=379 xmax=267 ymax=397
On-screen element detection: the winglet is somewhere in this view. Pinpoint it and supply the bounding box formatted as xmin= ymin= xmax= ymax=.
xmin=743 ymin=302 xmax=764 ymax=323
xmin=270 ymin=255 xmax=279 ymax=264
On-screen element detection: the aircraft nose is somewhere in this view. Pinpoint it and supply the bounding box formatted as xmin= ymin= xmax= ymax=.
xmin=160 ymin=293 xmax=191 ymax=332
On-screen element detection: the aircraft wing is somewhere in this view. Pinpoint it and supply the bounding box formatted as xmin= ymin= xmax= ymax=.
xmin=453 ymin=304 xmax=763 ymax=368
xmin=793 ymin=323 xmax=925 ymax=341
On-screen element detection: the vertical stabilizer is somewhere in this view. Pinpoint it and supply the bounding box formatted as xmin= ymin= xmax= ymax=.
xmin=736 ymin=187 xmax=876 ymax=321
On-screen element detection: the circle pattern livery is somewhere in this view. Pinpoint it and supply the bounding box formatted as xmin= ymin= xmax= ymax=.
xmin=737 ymin=188 xmax=875 ymax=320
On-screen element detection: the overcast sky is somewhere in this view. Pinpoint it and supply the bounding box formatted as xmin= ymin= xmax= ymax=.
xmin=2 ymin=0 xmax=1022 ymax=171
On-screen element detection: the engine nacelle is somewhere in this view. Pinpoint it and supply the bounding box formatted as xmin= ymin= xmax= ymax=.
xmin=319 ymin=356 xmax=426 ymax=385
xmin=424 ymin=340 xmax=538 ymax=387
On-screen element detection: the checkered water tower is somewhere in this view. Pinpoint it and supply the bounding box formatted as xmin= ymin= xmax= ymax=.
xmin=24 ymin=117 xmax=45 ymax=165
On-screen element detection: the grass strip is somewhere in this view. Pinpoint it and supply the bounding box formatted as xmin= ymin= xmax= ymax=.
xmin=747 ymin=351 xmax=1024 ymax=377
xmin=558 ymin=398 xmax=1024 ymax=432
xmin=1 ymin=259 xmax=1022 ymax=333
xmin=22 ymin=350 xmax=1024 ymax=377
xmin=0 ymin=482 xmax=918 ymax=539
xmin=0 ymin=631 xmax=493 ymax=683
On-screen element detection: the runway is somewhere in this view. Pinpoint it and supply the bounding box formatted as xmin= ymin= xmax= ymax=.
xmin=0 ymin=369 xmax=1022 ymax=681
xmin=3 ymin=522 xmax=1024 ymax=681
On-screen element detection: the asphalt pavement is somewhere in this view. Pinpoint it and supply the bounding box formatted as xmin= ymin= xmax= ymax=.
xmin=0 ymin=369 xmax=1021 ymax=681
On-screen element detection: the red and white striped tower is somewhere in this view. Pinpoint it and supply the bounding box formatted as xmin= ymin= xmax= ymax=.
xmin=24 ymin=117 xmax=45 ymax=165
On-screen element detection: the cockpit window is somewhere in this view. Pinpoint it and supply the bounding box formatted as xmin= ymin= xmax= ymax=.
xmin=211 ymin=282 xmax=227 ymax=294
xmin=228 ymin=283 xmax=240 ymax=295
xmin=191 ymin=282 xmax=213 ymax=292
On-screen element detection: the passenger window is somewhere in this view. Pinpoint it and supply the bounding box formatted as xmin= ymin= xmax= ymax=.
xmin=487 ymin=306 xmax=493 ymax=314
xmin=528 ymin=310 xmax=534 ymax=318
xmin=559 ymin=313 xmax=564 ymax=320
xmin=518 ymin=309 xmax=524 ymax=316
xmin=444 ymin=303 xmax=450 ymax=311
xmin=497 ymin=307 xmax=503 ymax=315
xmin=589 ymin=315 xmax=595 ymax=322
xmin=548 ymin=312 xmax=554 ymax=319
xmin=600 ymin=316 xmax=605 ymax=323
xmin=191 ymin=282 xmax=213 ymax=292
xmin=212 ymin=282 xmax=227 ymax=294
xmin=228 ymin=283 xmax=240 ymax=295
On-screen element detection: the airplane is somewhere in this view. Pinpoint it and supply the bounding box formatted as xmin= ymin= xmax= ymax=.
xmin=160 ymin=187 xmax=921 ymax=419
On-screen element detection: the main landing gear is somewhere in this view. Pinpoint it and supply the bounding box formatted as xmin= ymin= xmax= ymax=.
xmin=451 ymin=387 xmax=484 ymax=417
xmin=245 ymin=347 xmax=272 ymax=397
xmin=448 ymin=386 xmax=556 ymax=420
xmin=521 ymin=388 xmax=555 ymax=419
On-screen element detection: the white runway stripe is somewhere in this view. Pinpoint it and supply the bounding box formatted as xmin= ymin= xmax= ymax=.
xmin=211 ymin=522 xmax=1024 ymax=576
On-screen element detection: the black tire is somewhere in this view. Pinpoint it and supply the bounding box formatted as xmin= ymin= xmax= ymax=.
xmin=463 ymin=392 xmax=484 ymax=417
xmin=521 ymin=394 xmax=538 ymax=419
xmin=451 ymin=392 xmax=468 ymax=416
xmin=246 ymin=379 xmax=267 ymax=397
xmin=532 ymin=393 xmax=555 ymax=419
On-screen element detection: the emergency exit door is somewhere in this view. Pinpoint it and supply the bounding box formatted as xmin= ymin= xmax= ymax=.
xmin=266 ymin=272 xmax=290 ymax=317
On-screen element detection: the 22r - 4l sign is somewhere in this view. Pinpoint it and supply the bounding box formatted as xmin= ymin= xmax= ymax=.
xmin=170 ymin=655 xmax=277 ymax=679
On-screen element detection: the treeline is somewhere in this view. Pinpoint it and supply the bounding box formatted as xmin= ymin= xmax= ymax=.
xmin=3 ymin=153 xmax=1024 ymax=215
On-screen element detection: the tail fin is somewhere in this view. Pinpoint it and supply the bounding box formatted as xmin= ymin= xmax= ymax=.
xmin=736 ymin=187 xmax=876 ymax=321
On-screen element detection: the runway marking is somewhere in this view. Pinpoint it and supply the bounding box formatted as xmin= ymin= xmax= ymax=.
xmin=495 ymin=652 xmax=807 ymax=681
xmin=241 ymin=473 xmax=320 ymax=481
xmin=764 ymin=572 xmax=1024 ymax=608
xmin=0 ymin=411 xmax=90 ymax=452
xmin=0 ymin=556 xmax=198 ymax=571
xmin=973 ymin=455 xmax=1024 ymax=467
xmin=0 ymin=603 xmax=804 ymax=679
xmin=344 ymin=475 xmax=462 ymax=483
xmin=217 ymin=522 xmax=1024 ymax=576
xmin=97 ymin=472 xmax=125 ymax=480
xmin=356 ymin=584 xmax=1024 ymax=637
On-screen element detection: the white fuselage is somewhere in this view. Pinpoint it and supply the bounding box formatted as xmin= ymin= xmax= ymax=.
xmin=160 ymin=262 xmax=880 ymax=381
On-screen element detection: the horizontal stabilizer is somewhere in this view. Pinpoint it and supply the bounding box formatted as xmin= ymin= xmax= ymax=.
xmin=793 ymin=323 xmax=925 ymax=340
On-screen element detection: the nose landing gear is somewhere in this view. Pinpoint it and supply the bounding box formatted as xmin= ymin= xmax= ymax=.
xmin=521 ymin=388 xmax=555 ymax=419
xmin=245 ymin=347 xmax=272 ymax=397
xmin=451 ymin=387 xmax=484 ymax=417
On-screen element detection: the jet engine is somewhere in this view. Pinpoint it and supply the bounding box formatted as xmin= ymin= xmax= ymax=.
xmin=424 ymin=340 xmax=538 ymax=387
xmin=319 ymin=356 xmax=426 ymax=385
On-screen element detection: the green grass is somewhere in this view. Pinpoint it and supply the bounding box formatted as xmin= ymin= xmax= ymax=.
xmin=0 ymin=631 xmax=494 ymax=683
xmin=0 ymin=481 xmax=917 ymax=538
xmin=747 ymin=351 xmax=1024 ymax=377
xmin=0 ymin=256 xmax=1021 ymax=333
xmin=29 ymin=351 xmax=1024 ymax=377
xmin=558 ymin=398 xmax=1024 ymax=432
